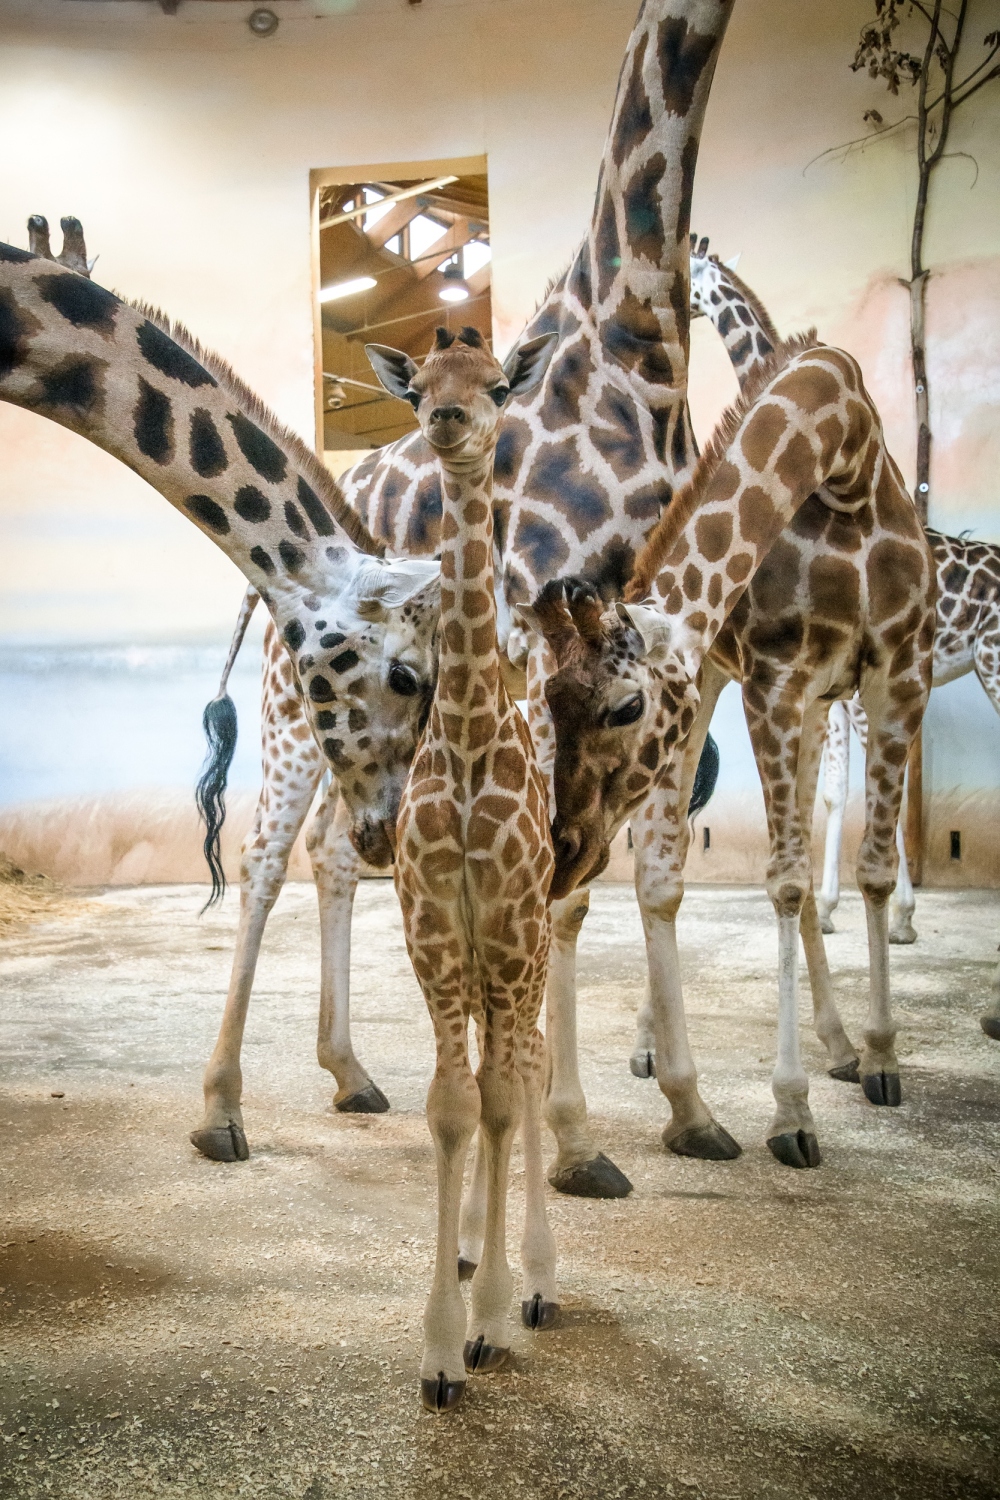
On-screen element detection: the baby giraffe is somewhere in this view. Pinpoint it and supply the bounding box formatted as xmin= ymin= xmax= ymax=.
xmin=366 ymin=326 xmax=558 ymax=1413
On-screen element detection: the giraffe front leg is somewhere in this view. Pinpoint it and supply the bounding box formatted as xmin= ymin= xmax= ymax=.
xmin=457 ymin=1128 xmax=487 ymax=1280
xmin=767 ymin=910 xmax=821 ymax=1168
xmin=191 ymin=755 xmax=322 ymax=1162
xmin=888 ymin=811 xmax=918 ymax=945
xmin=854 ymin=691 xmax=926 ymax=1106
xmin=464 ymin=1034 xmax=520 ymax=1375
xmin=633 ymin=722 xmax=742 ymax=1162
xmin=518 ymin=1026 xmax=559 ymax=1330
xmin=544 ymin=891 xmax=633 ymax=1198
xmin=800 ymin=891 xmax=860 ymax=1082
xmin=816 ymin=701 xmax=850 ymax=934
xmin=309 ymin=789 xmax=389 ymax=1112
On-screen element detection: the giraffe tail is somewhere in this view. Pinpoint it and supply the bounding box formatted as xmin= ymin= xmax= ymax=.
xmin=689 ymin=732 xmax=720 ymax=818
xmin=194 ymin=588 xmax=259 ymax=910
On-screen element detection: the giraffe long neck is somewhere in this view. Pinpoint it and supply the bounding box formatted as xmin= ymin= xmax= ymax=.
xmin=630 ymin=346 xmax=880 ymax=675
xmin=0 ymin=250 xmax=375 ymax=627
xmin=694 ymin=258 xmax=780 ymax=388
xmin=435 ymin=455 xmax=503 ymax=752
xmin=585 ymin=1 xmax=734 ymax=393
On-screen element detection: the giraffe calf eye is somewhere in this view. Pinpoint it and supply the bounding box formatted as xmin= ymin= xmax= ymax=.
xmin=406 ymin=391 xmax=421 ymax=410
xmin=388 ymin=663 xmax=421 ymax=697
xmin=607 ymin=694 xmax=644 ymax=728
xmin=489 ymin=386 xmax=509 ymax=408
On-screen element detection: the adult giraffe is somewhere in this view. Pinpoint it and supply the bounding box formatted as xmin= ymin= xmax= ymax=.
xmin=533 ymin=336 xmax=935 ymax=1166
xmin=690 ymin=237 xmax=1000 ymax=1029
xmin=194 ymin=0 xmax=737 ymax=1193
xmin=0 ymin=244 xmax=446 ymax=1159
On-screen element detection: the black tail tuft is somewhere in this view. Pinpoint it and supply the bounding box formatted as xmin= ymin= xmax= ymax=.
xmin=689 ymin=732 xmax=720 ymax=818
xmin=195 ymin=693 xmax=239 ymax=911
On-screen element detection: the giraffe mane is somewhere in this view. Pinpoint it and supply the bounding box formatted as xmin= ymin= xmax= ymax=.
xmin=128 ymin=299 xmax=385 ymax=558
xmin=708 ymin=255 xmax=782 ymax=346
xmin=625 ymin=329 xmax=822 ymax=603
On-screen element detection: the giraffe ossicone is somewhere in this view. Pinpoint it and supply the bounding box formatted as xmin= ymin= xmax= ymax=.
xmin=368 ymin=324 xmax=559 ymax=1412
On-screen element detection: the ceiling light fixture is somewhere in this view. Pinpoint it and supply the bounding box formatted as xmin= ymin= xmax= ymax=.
xmin=248 ymin=8 xmax=279 ymax=37
xmin=438 ymin=260 xmax=470 ymax=304
xmin=319 ymin=275 xmax=377 ymax=304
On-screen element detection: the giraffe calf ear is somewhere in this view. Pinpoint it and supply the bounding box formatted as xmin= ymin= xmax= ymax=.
xmin=723 ymin=253 xmax=742 ymax=271
xmin=501 ymin=333 xmax=558 ymax=398
xmin=365 ymin=343 xmax=419 ymax=400
xmin=615 ymin=601 xmax=673 ymax=664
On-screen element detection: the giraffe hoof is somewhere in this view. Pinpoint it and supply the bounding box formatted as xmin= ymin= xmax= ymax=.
xmin=522 ymin=1292 xmax=559 ymax=1331
xmin=767 ymin=1131 xmax=822 ymax=1169
xmin=888 ymin=923 xmax=917 ymax=945
xmin=980 ymin=1015 xmax=1000 ymax=1042
xmin=463 ymin=1335 xmax=509 ymax=1374
xmin=828 ymin=1058 xmax=861 ymax=1084
xmin=335 ymin=1082 xmax=390 ymax=1114
xmin=189 ymin=1123 xmax=249 ymax=1162
xmin=862 ymin=1071 xmax=902 ymax=1107
xmin=420 ymin=1373 xmax=466 ymax=1412
xmin=817 ymin=908 xmax=836 ymax=935
xmin=665 ymin=1122 xmax=742 ymax=1161
xmin=548 ymin=1152 xmax=632 ymax=1199
xmin=629 ymin=1050 xmax=656 ymax=1078
xmin=457 ymin=1258 xmax=478 ymax=1282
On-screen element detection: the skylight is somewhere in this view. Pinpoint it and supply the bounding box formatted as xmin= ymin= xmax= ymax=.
xmin=409 ymin=213 xmax=447 ymax=260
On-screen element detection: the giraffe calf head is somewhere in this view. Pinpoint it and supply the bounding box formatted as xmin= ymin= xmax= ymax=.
xmin=366 ymin=326 xmax=556 ymax=470
xmin=527 ymin=576 xmax=697 ymax=899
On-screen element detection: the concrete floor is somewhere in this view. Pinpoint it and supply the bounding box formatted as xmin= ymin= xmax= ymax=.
xmin=1 ymin=880 xmax=998 ymax=1500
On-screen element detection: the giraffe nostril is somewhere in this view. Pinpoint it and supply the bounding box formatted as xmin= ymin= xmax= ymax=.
xmin=430 ymin=406 xmax=466 ymax=424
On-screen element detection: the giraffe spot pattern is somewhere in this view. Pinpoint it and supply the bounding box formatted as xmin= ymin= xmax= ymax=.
xmin=137 ymin=320 xmax=216 ymax=388
xmin=592 ymin=384 xmax=644 ymax=475
xmin=296 ymin=475 xmax=336 ymax=537
xmin=612 ymin=31 xmax=652 ymax=165
xmin=249 ymin=545 xmax=275 ymax=575
xmin=310 ymin=676 xmax=335 ymax=702
xmin=657 ymin=15 xmax=719 ymax=117
xmin=330 ymin=649 xmax=361 ymax=674
xmin=185 ymin=494 xmax=230 ymax=535
xmin=284 ymin=500 xmax=308 ymax=538
xmin=0 ymin=243 xmax=33 ymax=264
xmin=227 ymin=411 xmax=287 ymax=483
xmin=133 ymin=377 xmax=174 ymax=463
xmin=36 ymin=273 xmax=118 ymax=335
xmin=189 ymin=408 xmax=229 ymax=477
xmin=37 ymin=354 xmax=105 ymax=413
xmin=623 ymin=150 xmax=667 ymax=264
xmin=283 ymin=620 xmax=305 ymax=651
xmin=278 ymin=540 xmax=306 ymax=573
xmin=0 ymin=288 xmax=40 ymax=377
xmin=234 ymin=486 xmax=271 ymax=523
xmin=603 ymin=289 xmax=674 ymax=385
xmin=524 ymin=438 xmax=612 ymax=540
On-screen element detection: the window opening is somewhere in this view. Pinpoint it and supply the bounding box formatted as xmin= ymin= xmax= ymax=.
xmin=314 ymin=164 xmax=492 ymax=463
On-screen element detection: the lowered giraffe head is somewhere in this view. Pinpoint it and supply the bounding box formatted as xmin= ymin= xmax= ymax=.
xmin=527 ymin=574 xmax=698 ymax=897
xmin=0 ymin=242 xmax=441 ymax=869
xmin=366 ymin=325 xmax=557 ymax=471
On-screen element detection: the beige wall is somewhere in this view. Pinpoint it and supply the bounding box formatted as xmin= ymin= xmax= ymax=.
xmin=0 ymin=0 xmax=997 ymax=887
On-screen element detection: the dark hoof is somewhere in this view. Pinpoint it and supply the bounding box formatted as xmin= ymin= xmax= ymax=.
xmin=521 ymin=1292 xmax=559 ymax=1331
xmin=862 ymin=1072 xmax=902 ymax=1107
xmin=420 ymin=1373 xmax=465 ymax=1412
xmin=630 ymin=1051 xmax=656 ymax=1079
xmin=457 ymin=1258 xmax=478 ymax=1283
xmin=335 ymin=1081 xmax=390 ymax=1114
xmin=828 ymin=1058 xmax=861 ymax=1084
xmin=549 ymin=1152 xmax=632 ymax=1199
xmin=189 ymin=1123 xmax=249 ymax=1162
xmin=980 ymin=1015 xmax=1000 ymax=1042
xmin=666 ymin=1122 xmax=742 ymax=1161
xmin=463 ymin=1334 xmax=509 ymax=1374
xmin=767 ymin=1131 xmax=822 ymax=1169
xmin=819 ymin=914 xmax=835 ymax=935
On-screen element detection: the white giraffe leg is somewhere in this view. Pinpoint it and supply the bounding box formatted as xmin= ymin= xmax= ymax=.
xmin=543 ymin=892 xmax=631 ymax=1197
xmin=308 ymin=788 xmax=390 ymax=1111
xmin=519 ymin=1026 xmax=559 ymax=1323
xmin=631 ymin=664 xmax=742 ymax=1160
xmin=817 ymin=700 xmax=850 ymax=934
xmin=191 ymin=743 xmax=324 ymax=1162
xmin=888 ymin=806 xmax=918 ymax=945
xmin=800 ymin=891 xmax=861 ymax=1080
xmin=971 ymin=629 xmax=1000 ymax=1038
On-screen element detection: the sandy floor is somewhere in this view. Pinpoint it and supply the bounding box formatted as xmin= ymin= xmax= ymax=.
xmin=1 ymin=880 xmax=998 ymax=1500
